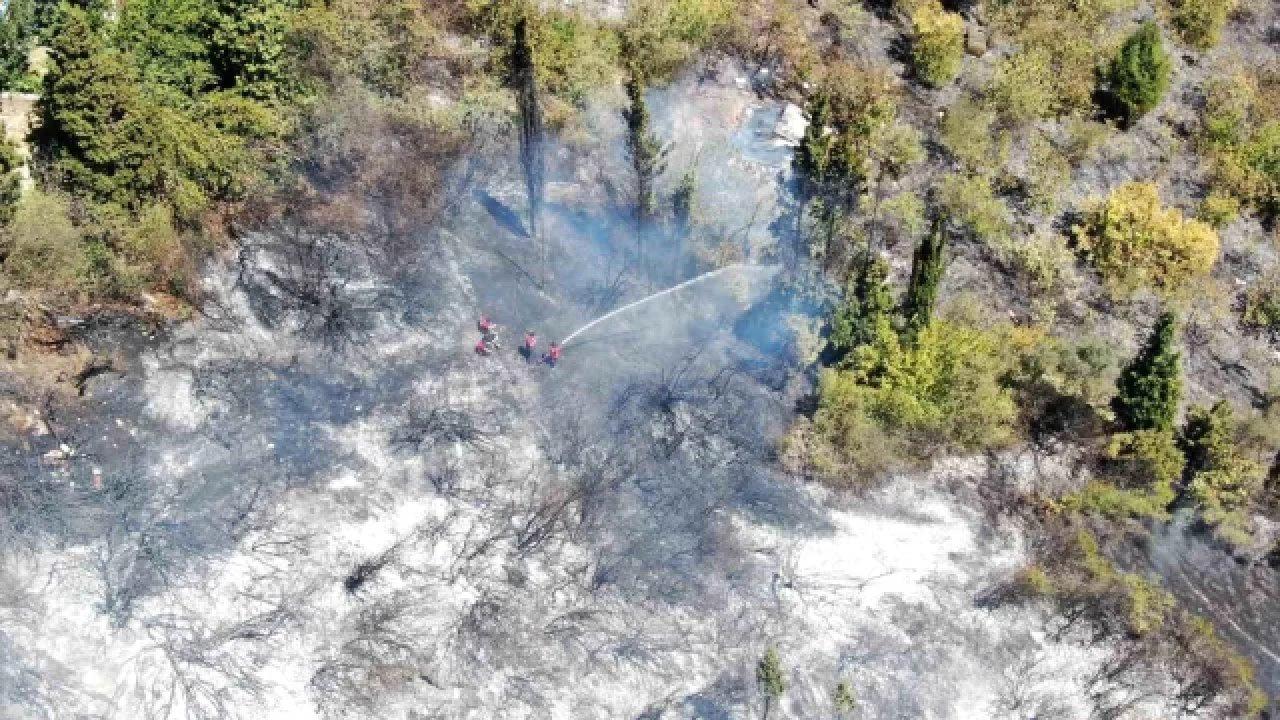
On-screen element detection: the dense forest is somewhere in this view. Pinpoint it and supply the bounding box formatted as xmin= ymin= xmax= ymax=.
xmin=0 ymin=0 xmax=1278 ymax=717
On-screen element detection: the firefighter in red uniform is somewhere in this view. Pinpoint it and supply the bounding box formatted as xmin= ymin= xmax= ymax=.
xmin=522 ymin=330 xmax=537 ymax=362
xmin=478 ymin=315 xmax=500 ymax=348
xmin=543 ymin=342 xmax=561 ymax=368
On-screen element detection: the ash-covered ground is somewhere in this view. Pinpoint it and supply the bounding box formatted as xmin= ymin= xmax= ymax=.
xmin=0 ymin=65 xmax=1275 ymax=720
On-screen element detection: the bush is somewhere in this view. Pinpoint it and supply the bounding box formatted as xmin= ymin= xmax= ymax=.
xmin=909 ymin=0 xmax=964 ymax=88
xmin=1 ymin=191 xmax=88 ymax=294
xmin=986 ymin=0 xmax=1108 ymax=121
xmin=1073 ymin=182 xmax=1219 ymax=296
xmin=810 ymin=319 xmax=1019 ymax=472
xmin=880 ymin=191 xmax=927 ymax=247
xmin=987 ymin=49 xmax=1057 ymax=123
xmin=1198 ymin=190 xmax=1240 ymax=228
xmin=1164 ymin=0 xmax=1238 ymax=50
xmin=1242 ymin=271 xmax=1280 ymax=332
xmin=1104 ymin=22 xmax=1172 ymax=124
xmin=1181 ymin=402 xmax=1265 ymax=547
xmin=1064 ymin=429 xmax=1182 ymax=519
xmin=1021 ymin=523 xmax=1269 ymax=717
xmin=938 ymin=173 xmax=1011 ymax=243
xmin=621 ymin=0 xmax=739 ymax=82
xmin=534 ymin=12 xmax=620 ymax=106
xmin=0 ymin=135 xmax=21 ymax=226
xmin=991 ymin=230 xmax=1078 ymax=301
xmin=1199 ymin=69 xmax=1280 ymax=221
xmin=1029 ymin=528 xmax=1176 ymax=637
xmin=1023 ymin=133 xmax=1071 ymax=214
xmin=939 ymin=98 xmax=1003 ymax=173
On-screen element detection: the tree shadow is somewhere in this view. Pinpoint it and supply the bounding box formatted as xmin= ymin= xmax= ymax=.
xmin=475 ymin=189 xmax=530 ymax=239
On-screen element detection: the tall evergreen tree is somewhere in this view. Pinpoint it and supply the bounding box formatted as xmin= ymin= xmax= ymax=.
xmin=206 ymin=0 xmax=290 ymax=101
xmin=511 ymin=15 xmax=544 ymax=243
xmin=117 ymin=0 xmax=217 ymax=97
xmin=756 ymin=647 xmax=786 ymax=720
xmin=624 ymin=67 xmax=666 ymax=226
xmin=1105 ymin=21 xmax=1171 ymax=125
xmin=672 ymin=169 xmax=695 ymax=244
xmin=1113 ymin=312 xmax=1182 ymax=431
xmin=829 ymin=256 xmax=893 ymax=365
xmin=902 ymin=215 xmax=946 ymax=340
xmin=623 ymin=66 xmax=667 ymax=277
xmin=0 ymin=0 xmax=36 ymax=90
xmin=36 ymin=5 xmax=141 ymax=199
xmin=791 ymin=90 xmax=834 ymax=244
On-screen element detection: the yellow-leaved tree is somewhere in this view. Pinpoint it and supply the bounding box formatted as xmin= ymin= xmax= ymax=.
xmin=1073 ymin=181 xmax=1219 ymax=295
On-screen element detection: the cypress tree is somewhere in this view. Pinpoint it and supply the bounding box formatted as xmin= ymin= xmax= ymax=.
xmin=792 ymin=91 xmax=834 ymax=232
xmin=36 ymin=5 xmax=141 ymax=198
xmin=206 ymin=0 xmax=290 ymax=100
xmin=756 ymin=647 xmax=786 ymax=720
xmin=672 ymin=170 xmax=695 ymax=244
xmin=623 ymin=66 xmax=666 ymax=277
xmin=793 ymin=92 xmax=833 ymax=184
xmin=830 ymin=256 xmax=893 ymax=364
xmin=511 ymin=15 xmax=544 ymax=243
xmin=1106 ymin=21 xmax=1171 ymax=125
xmin=1113 ymin=312 xmax=1182 ymax=432
xmin=0 ymin=0 xmax=36 ymax=90
xmin=623 ymin=68 xmax=666 ymax=226
xmin=902 ymin=215 xmax=946 ymax=340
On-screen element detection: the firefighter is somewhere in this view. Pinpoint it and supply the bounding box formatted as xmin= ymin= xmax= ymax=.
xmin=522 ymin=330 xmax=537 ymax=362
xmin=543 ymin=342 xmax=561 ymax=368
xmin=479 ymin=315 xmax=500 ymax=347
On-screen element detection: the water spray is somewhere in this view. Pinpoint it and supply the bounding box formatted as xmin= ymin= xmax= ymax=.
xmin=562 ymin=263 xmax=775 ymax=347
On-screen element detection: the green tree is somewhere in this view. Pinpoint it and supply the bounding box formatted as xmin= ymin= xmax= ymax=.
xmin=1180 ymin=401 xmax=1265 ymax=546
xmin=909 ymin=0 xmax=964 ymax=88
xmin=206 ymin=0 xmax=291 ymax=101
xmin=791 ymin=90 xmax=833 ymax=242
xmin=829 ymin=256 xmax=893 ymax=364
xmin=0 ymin=0 xmax=36 ymax=90
xmin=36 ymin=5 xmax=143 ymax=200
xmin=793 ymin=90 xmax=833 ymax=207
xmin=1105 ymin=21 xmax=1171 ymax=124
xmin=902 ymin=215 xmax=946 ymax=340
xmin=1113 ymin=312 xmax=1182 ymax=432
xmin=790 ymin=67 xmax=914 ymax=271
xmin=834 ymin=682 xmax=857 ymax=717
xmin=117 ymin=0 xmax=217 ymax=97
xmin=0 ymin=133 xmax=21 ymax=225
xmin=623 ymin=67 xmax=667 ymax=226
xmin=1073 ymin=181 xmax=1219 ymax=296
xmin=672 ymin=169 xmax=695 ymax=244
xmin=757 ymin=647 xmax=786 ymax=720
